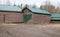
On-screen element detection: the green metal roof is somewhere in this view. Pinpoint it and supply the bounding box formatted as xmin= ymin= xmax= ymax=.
xmin=51 ymin=18 xmax=60 ymax=20
xmin=51 ymin=14 xmax=60 ymax=20
xmin=28 ymin=7 xmax=51 ymax=14
xmin=51 ymin=14 xmax=60 ymax=18
xmin=0 ymin=5 xmax=22 ymax=12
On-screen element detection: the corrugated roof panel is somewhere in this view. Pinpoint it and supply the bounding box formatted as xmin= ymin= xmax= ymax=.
xmin=51 ymin=14 xmax=60 ymax=20
xmin=51 ymin=14 xmax=60 ymax=18
xmin=51 ymin=18 xmax=60 ymax=20
xmin=0 ymin=5 xmax=22 ymax=12
xmin=28 ymin=7 xmax=51 ymax=14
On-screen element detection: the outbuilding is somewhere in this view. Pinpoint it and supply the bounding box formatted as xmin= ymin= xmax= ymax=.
xmin=51 ymin=14 xmax=60 ymax=24
xmin=0 ymin=5 xmax=23 ymax=23
xmin=22 ymin=7 xmax=51 ymax=24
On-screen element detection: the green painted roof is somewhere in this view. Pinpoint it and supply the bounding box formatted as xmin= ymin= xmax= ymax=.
xmin=51 ymin=18 xmax=60 ymax=20
xmin=51 ymin=14 xmax=60 ymax=20
xmin=28 ymin=7 xmax=51 ymax=14
xmin=0 ymin=5 xmax=22 ymax=12
xmin=51 ymin=14 xmax=60 ymax=18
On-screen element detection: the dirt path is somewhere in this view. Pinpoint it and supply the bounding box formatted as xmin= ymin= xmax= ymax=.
xmin=0 ymin=24 xmax=60 ymax=37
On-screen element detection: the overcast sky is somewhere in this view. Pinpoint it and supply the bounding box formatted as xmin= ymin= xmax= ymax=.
xmin=0 ymin=0 xmax=60 ymax=7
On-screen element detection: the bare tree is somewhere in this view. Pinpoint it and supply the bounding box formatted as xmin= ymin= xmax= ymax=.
xmin=20 ymin=4 xmax=23 ymax=8
xmin=24 ymin=4 xmax=29 ymax=8
xmin=6 ymin=0 xmax=11 ymax=6
xmin=40 ymin=0 xmax=55 ymax=13
xmin=18 ymin=4 xmax=20 ymax=7
xmin=32 ymin=4 xmax=36 ymax=8
xmin=13 ymin=3 xmax=16 ymax=6
xmin=44 ymin=0 xmax=51 ymax=6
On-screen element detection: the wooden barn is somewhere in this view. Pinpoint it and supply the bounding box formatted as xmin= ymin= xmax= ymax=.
xmin=51 ymin=14 xmax=60 ymax=24
xmin=22 ymin=7 xmax=51 ymax=24
xmin=0 ymin=5 xmax=23 ymax=23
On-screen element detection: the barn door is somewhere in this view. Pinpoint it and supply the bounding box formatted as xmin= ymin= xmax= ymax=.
xmin=24 ymin=14 xmax=32 ymax=23
xmin=41 ymin=15 xmax=46 ymax=24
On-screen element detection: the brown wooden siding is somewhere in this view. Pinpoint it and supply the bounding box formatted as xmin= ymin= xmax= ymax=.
xmin=32 ymin=13 xmax=50 ymax=24
xmin=32 ymin=14 xmax=41 ymax=24
xmin=0 ymin=12 xmax=23 ymax=23
xmin=0 ymin=14 xmax=4 ymax=23
xmin=41 ymin=15 xmax=50 ymax=24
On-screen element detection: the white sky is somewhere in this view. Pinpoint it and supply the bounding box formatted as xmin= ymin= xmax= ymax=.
xmin=0 ymin=0 xmax=60 ymax=7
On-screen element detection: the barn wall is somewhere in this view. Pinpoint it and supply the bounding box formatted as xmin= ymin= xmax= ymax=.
xmin=41 ymin=15 xmax=50 ymax=24
xmin=0 ymin=12 xmax=23 ymax=23
xmin=0 ymin=14 xmax=4 ymax=23
xmin=32 ymin=14 xmax=41 ymax=24
xmin=23 ymin=9 xmax=50 ymax=24
xmin=32 ymin=13 xmax=50 ymax=24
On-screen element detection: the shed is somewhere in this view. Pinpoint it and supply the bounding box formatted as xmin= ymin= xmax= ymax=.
xmin=0 ymin=5 xmax=23 ymax=23
xmin=51 ymin=14 xmax=60 ymax=23
xmin=22 ymin=7 xmax=51 ymax=24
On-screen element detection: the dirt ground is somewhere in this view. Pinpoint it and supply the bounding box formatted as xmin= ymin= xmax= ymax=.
xmin=0 ymin=24 xmax=60 ymax=37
